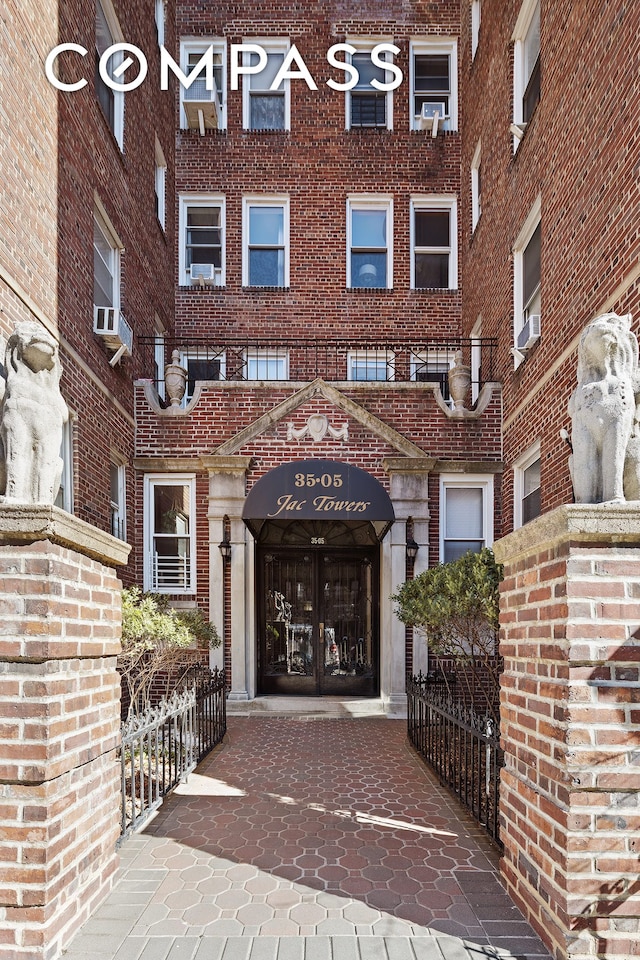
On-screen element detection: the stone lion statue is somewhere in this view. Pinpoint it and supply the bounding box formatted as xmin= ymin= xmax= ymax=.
xmin=568 ymin=312 xmax=640 ymax=503
xmin=0 ymin=321 xmax=69 ymax=504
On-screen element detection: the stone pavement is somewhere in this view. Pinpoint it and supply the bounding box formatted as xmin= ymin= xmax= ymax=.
xmin=63 ymin=716 xmax=551 ymax=960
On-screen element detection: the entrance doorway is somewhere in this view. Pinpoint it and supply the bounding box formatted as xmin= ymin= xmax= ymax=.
xmin=257 ymin=520 xmax=379 ymax=696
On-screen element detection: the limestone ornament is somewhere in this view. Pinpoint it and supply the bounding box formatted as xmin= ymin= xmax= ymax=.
xmin=286 ymin=414 xmax=348 ymax=443
xmin=164 ymin=349 xmax=188 ymax=406
xmin=567 ymin=312 xmax=640 ymax=503
xmin=447 ymin=350 xmax=472 ymax=411
xmin=0 ymin=321 xmax=69 ymax=504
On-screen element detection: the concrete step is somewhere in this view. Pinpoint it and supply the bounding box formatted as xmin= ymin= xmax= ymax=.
xmin=225 ymin=696 xmax=388 ymax=718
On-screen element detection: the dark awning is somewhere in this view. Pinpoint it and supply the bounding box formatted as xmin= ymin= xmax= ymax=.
xmin=242 ymin=459 xmax=395 ymax=540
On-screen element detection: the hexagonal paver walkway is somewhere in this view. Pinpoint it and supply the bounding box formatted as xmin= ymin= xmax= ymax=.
xmin=63 ymin=716 xmax=551 ymax=960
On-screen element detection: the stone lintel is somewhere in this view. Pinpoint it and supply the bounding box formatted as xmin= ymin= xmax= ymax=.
xmin=382 ymin=457 xmax=437 ymax=474
xmin=0 ymin=503 xmax=131 ymax=567
xmin=133 ymin=457 xmax=202 ymax=472
xmin=200 ymin=455 xmax=253 ymax=475
xmin=494 ymin=502 xmax=640 ymax=564
xmin=433 ymin=459 xmax=504 ymax=474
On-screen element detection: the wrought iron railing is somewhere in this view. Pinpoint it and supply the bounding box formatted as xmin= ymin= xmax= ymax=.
xmin=407 ymin=672 xmax=503 ymax=846
xmin=140 ymin=337 xmax=498 ymax=396
xmin=119 ymin=667 xmax=226 ymax=841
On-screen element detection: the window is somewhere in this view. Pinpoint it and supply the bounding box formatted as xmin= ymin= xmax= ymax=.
xmin=513 ymin=0 xmax=540 ymax=138
xmin=514 ymin=443 xmax=541 ymax=528
xmin=347 ymin=44 xmax=393 ymax=130
xmin=95 ymin=0 xmax=124 ymax=148
xmin=243 ymin=197 xmax=289 ymax=288
xmin=348 ymin=351 xmax=394 ymax=381
xmin=347 ymin=198 xmax=392 ymax=289
xmin=180 ymin=40 xmax=225 ymax=129
xmin=93 ymin=207 xmax=121 ymax=309
xmin=144 ymin=476 xmax=196 ymax=593
xmin=179 ymin=196 xmax=225 ymax=286
xmin=411 ymin=197 xmax=457 ymax=289
xmin=471 ymin=1 xmax=481 ymax=59
xmin=179 ymin=350 xmax=225 ymax=402
xmin=154 ymin=324 xmax=165 ymax=401
xmin=440 ymin=474 xmax=493 ymax=563
xmin=54 ymin=418 xmax=74 ymax=514
xmin=513 ymin=197 xmax=541 ymax=354
xmin=471 ymin=141 xmax=481 ymax=231
xmin=245 ymin=349 xmax=289 ymax=380
xmin=410 ymin=40 xmax=457 ymax=131
xmin=243 ymin=40 xmax=289 ymax=131
xmin=411 ymin=353 xmax=452 ymax=402
xmin=470 ymin=316 xmax=482 ymax=404
xmin=110 ymin=459 xmax=126 ymax=540
xmin=155 ymin=0 xmax=165 ymax=46
xmin=155 ymin=138 xmax=166 ymax=229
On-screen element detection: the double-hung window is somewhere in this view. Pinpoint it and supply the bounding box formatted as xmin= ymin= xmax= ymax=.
xmin=513 ymin=0 xmax=540 ymax=139
xmin=347 ymin=198 xmax=392 ymax=289
xmin=243 ymin=41 xmax=289 ymax=131
xmin=93 ymin=207 xmax=121 ymax=311
xmin=95 ymin=0 xmax=124 ymax=148
xmin=243 ymin=197 xmax=289 ymax=288
xmin=471 ymin=1 xmax=481 ymax=59
xmin=347 ymin=45 xmax=394 ymax=130
xmin=180 ymin=41 xmax=225 ymax=130
xmin=155 ymin=138 xmax=166 ymax=229
xmin=155 ymin=0 xmax=165 ymax=47
xmin=180 ymin=196 xmax=225 ymax=286
xmin=179 ymin=350 xmax=226 ymax=403
xmin=514 ymin=443 xmax=541 ymax=528
xmin=410 ymin=40 xmax=457 ymax=131
xmin=54 ymin=418 xmax=74 ymax=514
xmin=411 ymin=197 xmax=457 ymax=289
xmin=145 ymin=475 xmax=196 ymax=593
xmin=245 ymin=349 xmax=289 ymax=380
xmin=110 ymin=459 xmax=126 ymax=541
xmin=440 ymin=474 xmax=493 ymax=563
xmin=410 ymin=353 xmax=452 ymax=402
xmin=347 ymin=351 xmax=394 ymax=381
xmin=513 ymin=197 xmax=541 ymax=356
xmin=471 ymin=141 xmax=482 ymax=231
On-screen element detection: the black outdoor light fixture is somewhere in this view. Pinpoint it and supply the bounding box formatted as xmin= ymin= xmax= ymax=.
xmin=406 ymin=537 xmax=419 ymax=562
xmin=218 ymin=534 xmax=231 ymax=562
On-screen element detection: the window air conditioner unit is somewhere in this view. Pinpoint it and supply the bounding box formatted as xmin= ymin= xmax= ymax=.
xmin=417 ymin=102 xmax=447 ymax=137
xmin=93 ymin=306 xmax=133 ymax=365
xmin=183 ymin=77 xmax=221 ymax=134
xmin=190 ymin=263 xmax=221 ymax=286
xmin=516 ymin=314 xmax=541 ymax=351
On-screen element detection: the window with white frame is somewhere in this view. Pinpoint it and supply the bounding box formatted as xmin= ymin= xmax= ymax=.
xmin=440 ymin=474 xmax=493 ymax=563
xmin=410 ymin=353 xmax=452 ymax=402
xmin=514 ymin=443 xmax=541 ymax=528
xmin=155 ymin=0 xmax=165 ymax=46
xmin=180 ymin=40 xmax=225 ymax=129
xmin=93 ymin=208 xmax=121 ymax=309
xmin=95 ymin=0 xmax=124 ymax=148
xmin=347 ymin=44 xmax=394 ymax=130
xmin=410 ymin=40 xmax=457 ymax=131
xmin=470 ymin=316 xmax=482 ymax=404
xmin=153 ymin=323 xmax=166 ymax=400
xmin=471 ymin=1 xmax=481 ymax=59
xmin=411 ymin=197 xmax=457 ymax=289
xmin=471 ymin=141 xmax=481 ymax=231
xmin=347 ymin=198 xmax=392 ymax=289
xmin=54 ymin=418 xmax=74 ymax=514
xmin=347 ymin=351 xmax=394 ymax=381
xmin=245 ymin=348 xmax=289 ymax=380
xmin=145 ymin=475 xmax=196 ymax=593
xmin=179 ymin=350 xmax=226 ymax=402
xmin=243 ymin=40 xmax=289 ymax=131
xmin=513 ymin=198 xmax=541 ymax=351
xmin=110 ymin=459 xmax=126 ymax=540
xmin=155 ymin=138 xmax=166 ymax=229
xmin=513 ymin=0 xmax=540 ymax=136
xmin=243 ymin=197 xmax=289 ymax=288
xmin=179 ymin=196 xmax=225 ymax=286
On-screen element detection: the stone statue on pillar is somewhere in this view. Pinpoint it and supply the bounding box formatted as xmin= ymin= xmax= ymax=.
xmin=0 ymin=321 xmax=69 ymax=504
xmin=568 ymin=312 xmax=640 ymax=502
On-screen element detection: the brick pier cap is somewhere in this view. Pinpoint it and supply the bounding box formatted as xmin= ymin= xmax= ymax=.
xmin=494 ymin=503 xmax=640 ymax=960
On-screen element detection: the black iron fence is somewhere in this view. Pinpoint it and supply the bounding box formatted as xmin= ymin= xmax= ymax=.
xmin=407 ymin=673 xmax=503 ymax=846
xmin=140 ymin=337 xmax=497 ymax=398
xmin=119 ymin=666 xmax=226 ymax=841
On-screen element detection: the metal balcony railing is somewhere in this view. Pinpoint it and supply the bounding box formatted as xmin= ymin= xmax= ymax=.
xmin=140 ymin=337 xmax=498 ymax=399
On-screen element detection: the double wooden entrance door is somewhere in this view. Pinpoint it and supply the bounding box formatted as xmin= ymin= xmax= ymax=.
xmin=258 ymin=546 xmax=379 ymax=696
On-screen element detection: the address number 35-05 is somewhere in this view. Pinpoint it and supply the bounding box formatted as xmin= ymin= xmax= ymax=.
xmin=294 ymin=473 xmax=343 ymax=488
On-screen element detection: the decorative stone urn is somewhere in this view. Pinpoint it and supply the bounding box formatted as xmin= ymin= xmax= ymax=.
xmin=164 ymin=350 xmax=187 ymax=406
xmin=448 ymin=350 xmax=471 ymax=411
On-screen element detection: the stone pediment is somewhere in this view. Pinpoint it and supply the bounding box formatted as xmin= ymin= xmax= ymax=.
xmin=212 ymin=379 xmax=427 ymax=459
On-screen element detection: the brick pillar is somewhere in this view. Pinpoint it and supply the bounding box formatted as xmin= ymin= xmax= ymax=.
xmin=494 ymin=504 xmax=640 ymax=960
xmin=0 ymin=505 xmax=130 ymax=960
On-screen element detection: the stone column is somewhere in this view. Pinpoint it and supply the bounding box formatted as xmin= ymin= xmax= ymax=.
xmin=494 ymin=504 xmax=640 ymax=960
xmin=0 ymin=505 xmax=130 ymax=960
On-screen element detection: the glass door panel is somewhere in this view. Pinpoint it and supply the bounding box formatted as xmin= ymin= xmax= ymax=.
xmin=319 ymin=554 xmax=376 ymax=696
xmin=260 ymin=553 xmax=317 ymax=694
